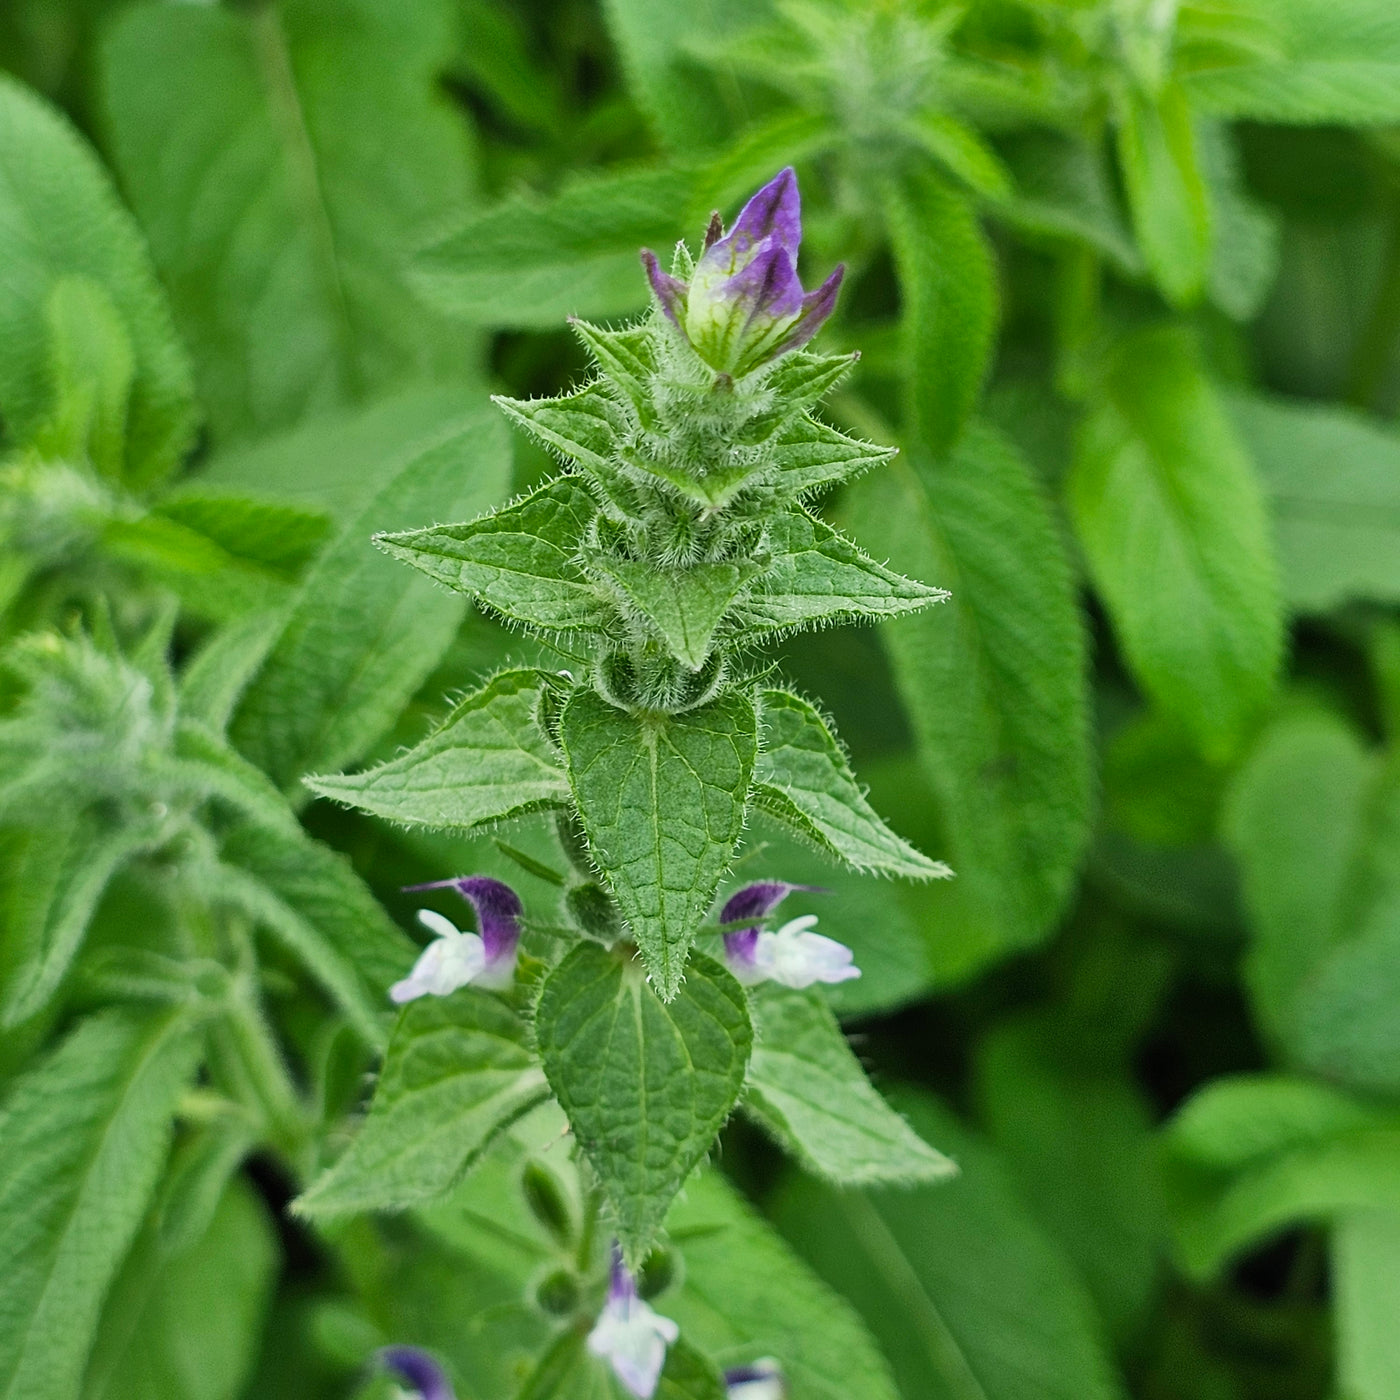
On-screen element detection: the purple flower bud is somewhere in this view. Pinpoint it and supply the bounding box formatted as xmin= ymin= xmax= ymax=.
xmin=392 ymin=876 xmax=523 ymax=1000
xmin=587 ymin=1244 xmax=679 ymax=1398
xmin=379 ymin=1346 xmax=455 ymax=1400
xmin=639 ymin=168 xmax=844 ymax=377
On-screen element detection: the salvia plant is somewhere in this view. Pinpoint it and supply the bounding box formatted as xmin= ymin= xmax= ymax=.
xmin=8 ymin=1 xmax=1400 ymax=1398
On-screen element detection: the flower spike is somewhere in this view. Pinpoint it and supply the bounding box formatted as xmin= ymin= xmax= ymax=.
xmin=587 ymin=1245 xmax=679 ymax=1398
xmin=640 ymin=167 xmax=843 ymax=377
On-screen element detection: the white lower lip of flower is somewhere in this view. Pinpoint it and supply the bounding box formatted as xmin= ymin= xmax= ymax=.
xmin=586 ymin=1294 xmax=680 ymax=1398
xmin=750 ymin=916 xmax=861 ymax=989
xmin=389 ymin=912 xmax=488 ymax=1003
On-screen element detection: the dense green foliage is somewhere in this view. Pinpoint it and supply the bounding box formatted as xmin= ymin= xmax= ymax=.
xmin=5 ymin=1 xmax=1400 ymax=1397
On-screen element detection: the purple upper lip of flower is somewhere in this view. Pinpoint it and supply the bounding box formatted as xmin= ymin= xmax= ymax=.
xmin=641 ymin=167 xmax=845 ymax=376
xmin=720 ymin=881 xmax=824 ymax=963
xmin=401 ymin=875 xmax=522 ymax=962
xmin=379 ymin=1346 xmax=455 ymax=1400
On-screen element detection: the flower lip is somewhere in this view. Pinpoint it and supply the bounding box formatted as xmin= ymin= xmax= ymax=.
xmin=587 ymin=1245 xmax=680 ymax=1399
xmin=379 ymin=1345 xmax=455 ymax=1400
xmin=725 ymin=1359 xmax=787 ymax=1399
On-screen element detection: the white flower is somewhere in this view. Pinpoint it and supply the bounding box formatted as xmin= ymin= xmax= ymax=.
xmin=586 ymin=1276 xmax=679 ymax=1398
xmin=388 ymin=910 xmax=488 ymax=1003
xmin=732 ymin=914 xmax=861 ymax=989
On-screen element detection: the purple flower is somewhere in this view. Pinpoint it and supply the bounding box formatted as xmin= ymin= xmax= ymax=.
xmin=391 ymin=876 xmax=523 ymax=1000
xmin=379 ymin=1346 xmax=455 ymax=1400
xmin=641 ymin=167 xmax=844 ymax=377
xmin=587 ymin=1245 xmax=679 ymax=1398
xmin=720 ymin=882 xmax=860 ymax=990
xmin=726 ymin=1359 xmax=787 ymax=1399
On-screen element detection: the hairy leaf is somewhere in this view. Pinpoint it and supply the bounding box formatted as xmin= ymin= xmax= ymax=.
xmin=376 ymin=476 xmax=608 ymax=634
xmin=0 ymin=74 xmax=196 ymax=486
xmin=297 ymin=990 xmax=548 ymax=1217
xmin=0 ymin=1009 xmax=203 ymax=1400
xmin=745 ymin=987 xmax=956 ymax=1185
xmin=535 ymin=943 xmax=751 ymax=1265
xmin=768 ymin=416 xmax=896 ymax=499
xmin=1067 ymin=326 xmax=1282 ymax=760
xmin=494 ymin=385 xmax=626 ymax=474
xmin=307 ymin=670 xmax=569 ymax=829
xmin=752 ymin=689 xmax=948 ymax=880
xmin=740 ymin=510 xmax=949 ymax=637
xmin=594 ymin=558 xmax=756 ymax=669
xmin=560 ymin=688 xmax=757 ymax=998
xmin=845 ymin=424 xmax=1090 ymax=963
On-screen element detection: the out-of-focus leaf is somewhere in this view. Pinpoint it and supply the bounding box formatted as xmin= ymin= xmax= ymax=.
xmin=0 ymin=74 xmax=196 ymax=486
xmin=974 ymin=1014 xmax=1164 ymax=1342
xmin=1229 ymin=392 xmax=1400 ymax=612
xmin=101 ymin=0 xmax=481 ymax=443
xmin=82 ymin=1176 xmax=277 ymax=1400
xmin=1161 ymin=1074 xmax=1400 ymax=1277
xmin=0 ymin=1008 xmax=203 ymax=1400
xmin=1199 ymin=119 xmax=1280 ymax=322
xmin=1067 ymin=326 xmax=1282 ymax=760
xmin=1115 ymin=83 xmax=1211 ymax=307
xmin=844 ymin=424 xmax=1091 ymax=965
xmin=887 ymin=168 xmax=997 ymax=458
xmin=1185 ymin=0 xmax=1400 ymax=125
xmin=773 ymin=1089 xmax=1126 ymax=1400
xmin=231 ymin=405 xmax=511 ymax=789
xmin=1333 ymin=1208 xmax=1400 ymax=1400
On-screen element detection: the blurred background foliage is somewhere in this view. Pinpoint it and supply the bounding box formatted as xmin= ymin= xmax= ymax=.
xmin=5 ymin=1 xmax=1400 ymax=1397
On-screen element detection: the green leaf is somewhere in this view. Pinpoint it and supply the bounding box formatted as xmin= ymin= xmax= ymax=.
xmin=153 ymin=494 xmax=330 ymax=580
xmin=1221 ymin=710 xmax=1373 ymax=1048
xmin=1067 ymin=326 xmax=1282 ymax=760
xmin=768 ymin=416 xmax=896 ymax=499
xmin=215 ymin=824 xmax=414 ymax=1046
xmin=773 ymin=1090 xmax=1126 ymax=1400
xmin=101 ymin=0 xmax=481 ymax=444
xmin=493 ymin=386 xmax=626 ymax=475
xmin=81 ymin=1176 xmax=277 ymax=1400
xmin=1185 ymin=0 xmax=1400 ymax=125
xmin=307 ymin=670 xmax=569 ymax=829
xmin=844 ymin=424 xmax=1091 ymax=962
xmin=1333 ymin=1208 xmax=1400 ymax=1400
xmin=1115 ymin=83 xmax=1212 ymax=307
xmin=414 ymin=165 xmax=688 ymax=328
xmin=1228 ymin=392 xmax=1400 ymax=612
xmin=973 ymin=1014 xmax=1165 ymax=1342
xmin=665 ymin=1170 xmax=901 ymax=1400
xmin=569 ymin=320 xmax=659 ymax=425
xmin=1161 ymin=1074 xmax=1400 ymax=1278
xmin=744 ymin=986 xmax=957 ymax=1185
xmin=741 ymin=510 xmax=948 ymax=637
xmin=0 ymin=74 xmax=196 ymax=486
xmin=742 ymin=353 xmax=862 ymax=441
xmin=560 ymin=689 xmax=757 ymax=998
xmin=902 ymin=111 xmax=1013 ymax=200
xmin=232 ymin=406 xmax=512 ymax=788
xmin=296 ymin=990 xmax=548 ymax=1217
xmin=594 ymin=559 xmax=756 ymax=669
xmin=887 ymin=168 xmax=997 ymax=458
xmin=35 ymin=276 xmax=134 ymax=481
xmin=752 ymin=689 xmax=949 ymax=880
xmin=0 ymin=1008 xmax=203 ymax=1400
xmin=376 ymin=476 xmax=608 ymax=634
xmin=178 ymin=612 xmax=283 ymax=737
xmin=535 ymin=943 xmax=751 ymax=1265
xmin=1199 ymin=120 xmax=1280 ymax=322
xmin=1 ymin=811 xmax=156 ymax=1028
